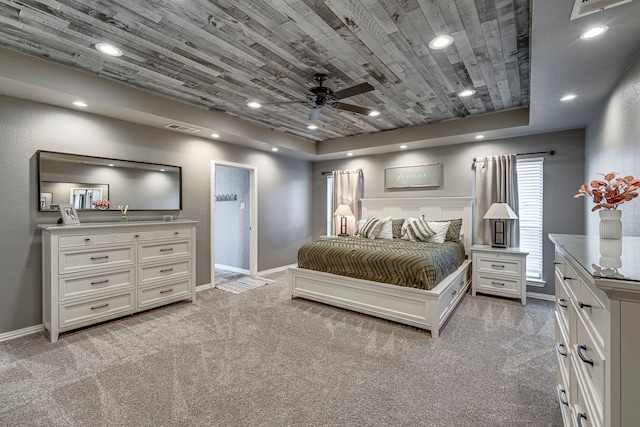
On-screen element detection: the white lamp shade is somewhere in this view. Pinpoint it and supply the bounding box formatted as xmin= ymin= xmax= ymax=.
xmin=483 ymin=202 xmax=518 ymax=220
xmin=333 ymin=204 xmax=354 ymax=217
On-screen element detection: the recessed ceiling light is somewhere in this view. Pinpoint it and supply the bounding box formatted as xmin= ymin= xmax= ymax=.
xmin=458 ymin=89 xmax=476 ymax=97
xmin=347 ymin=152 xmax=354 ymax=156
xmin=271 ymin=147 xmax=278 ymax=152
xmin=561 ymin=94 xmax=578 ymax=101
xmin=400 ymin=145 xmax=408 ymax=150
xmin=72 ymin=101 xmax=88 ymax=107
xmin=95 ymin=43 xmax=123 ymax=57
xmin=160 ymin=169 xmax=165 ymax=172
xmin=580 ymin=26 xmax=608 ymax=40
xmin=428 ymin=35 xmax=454 ymax=49
xmin=475 ymin=135 xmax=485 ymax=140
xmin=307 ymin=124 xmax=318 ymax=130
xmin=211 ymin=133 xmax=220 ymax=138
xmin=108 ymin=164 xmax=114 ymax=167
xmin=368 ymin=110 xmax=381 ymax=117
xmin=247 ymin=101 xmax=262 ymax=109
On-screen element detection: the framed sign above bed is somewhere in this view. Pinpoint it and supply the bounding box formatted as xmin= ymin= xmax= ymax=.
xmin=385 ymin=163 xmax=441 ymax=189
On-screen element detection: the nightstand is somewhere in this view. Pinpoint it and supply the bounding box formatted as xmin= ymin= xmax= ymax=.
xmin=471 ymin=245 xmax=528 ymax=304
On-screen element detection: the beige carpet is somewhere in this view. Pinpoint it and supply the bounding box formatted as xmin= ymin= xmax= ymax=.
xmin=0 ymin=270 xmax=562 ymax=426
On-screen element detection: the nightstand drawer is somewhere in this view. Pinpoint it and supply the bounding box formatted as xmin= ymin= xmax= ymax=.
xmin=475 ymin=255 xmax=522 ymax=276
xmin=475 ymin=273 xmax=521 ymax=294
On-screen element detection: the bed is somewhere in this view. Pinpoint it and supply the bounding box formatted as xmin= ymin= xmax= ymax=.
xmin=289 ymin=197 xmax=473 ymax=338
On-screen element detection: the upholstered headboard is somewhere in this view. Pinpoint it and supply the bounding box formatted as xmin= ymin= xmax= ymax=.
xmin=360 ymin=197 xmax=474 ymax=256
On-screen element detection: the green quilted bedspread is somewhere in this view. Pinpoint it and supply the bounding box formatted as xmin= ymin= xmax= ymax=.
xmin=297 ymin=237 xmax=465 ymax=290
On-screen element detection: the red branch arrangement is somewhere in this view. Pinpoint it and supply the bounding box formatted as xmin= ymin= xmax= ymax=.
xmin=574 ymin=172 xmax=639 ymax=211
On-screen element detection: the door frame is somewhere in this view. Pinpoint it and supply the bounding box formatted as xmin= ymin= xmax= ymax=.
xmin=210 ymin=160 xmax=258 ymax=284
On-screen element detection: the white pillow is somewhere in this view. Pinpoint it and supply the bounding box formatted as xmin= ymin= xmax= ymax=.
xmin=402 ymin=217 xmax=450 ymax=243
xmin=424 ymin=220 xmax=450 ymax=244
xmin=376 ymin=215 xmax=393 ymax=239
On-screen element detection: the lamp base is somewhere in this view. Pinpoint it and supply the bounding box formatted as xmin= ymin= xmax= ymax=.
xmin=491 ymin=243 xmax=507 ymax=249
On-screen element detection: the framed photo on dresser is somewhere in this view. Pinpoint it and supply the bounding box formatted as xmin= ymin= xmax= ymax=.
xmin=58 ymin=204 xmax=80 ymax=225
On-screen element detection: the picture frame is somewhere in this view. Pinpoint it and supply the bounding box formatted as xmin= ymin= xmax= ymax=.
xmin=384 ymin=163 xmax=441 ymax=189
xmin=58 ymin=204 xmax=80 ymax=225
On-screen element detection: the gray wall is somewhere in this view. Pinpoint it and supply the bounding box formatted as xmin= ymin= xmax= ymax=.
xmin=312 ymin=130 xmax=586 ymax=295
xmin=214 ymin=165 xmax=251 ymax=270
xmin=0 ymin=96 xmax=311 ymax=335
xmin=585 ymin=52 xmax=640 ymax=236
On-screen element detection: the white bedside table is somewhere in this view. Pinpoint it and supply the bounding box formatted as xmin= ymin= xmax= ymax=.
xmin=471 ymin=245 xmax=528 ymax=304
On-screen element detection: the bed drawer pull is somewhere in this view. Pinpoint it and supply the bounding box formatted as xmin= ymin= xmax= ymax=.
xmin=160 ymin=288 xmax=173 ymax=294
xmin=556 ymin=343 xmax=568 ymax=357
xmin=91 ymin=279 xmax=109 ymax=285
xmin=491 ymin=281 xmax=505 ymax=287
xmin=160 ymin=248 xmax=174 ymax=252
xmin=160 ymin=268 xmax=174 ymax=273
xmin=90 ymin=256 xmax=109 ymax=261
xmin=491 ymin=264 xmax=505 ymax=269
xmin=576 ymin=344 xmax=594 ymax=366
xmin=557 ymin=388 xmax=569 ymax=406
xmin=90 ymin=303 xmax=109 ymax=310
xmin=577 ymin=412 xmax=587 ymax=427
xmin=578 ymin=301 xmax=592 ymax=309
xmin=557 ymin=298 xmax=568 ymax=308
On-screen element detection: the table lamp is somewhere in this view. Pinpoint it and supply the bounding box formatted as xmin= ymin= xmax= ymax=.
xmin=334 ymin=204 xmax=354 ymax=236
xmin=483 ymin=202 xmax=518 ymax=248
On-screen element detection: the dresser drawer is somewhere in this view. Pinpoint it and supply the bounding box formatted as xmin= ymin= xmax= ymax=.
xmin=574 ymin=311 xmax=605 ymax=410
xmin=562 ymin=262 xmax=580 ymax=301
xmin=158 ymin=228 xmax=192 ymax=239
xmin=575 ymin=278 xmax=606 ymax=350
xmin=138 ymin=240 xmax=191 ymax=263
xmin=555 ymin=272 xmax=571 ymax=332
xmin=555 ymin=313 xmax=571 ymax=384
xmin=137 ymin=279 xmax=192 ymax=308
xmin=59 ymin=246 xmax=135 ymax=274
xmin=138 ymin=259 xmax=191 ymax=285
xmin=59 ymin=291 xmax=135 ymax=328
xmin=475 ymin=273 xmax=521 ymax=294
xmin=572 ymin=367 xmax=603 ymax=427
xmin=59 ymin=233 xmax=112 ymax=248
xmin=475 ymin=255 xmax=522 ymax=276
xmin=59 ymin=268 xmax=135 ymax=300
xmin=114 ymin=230 xmax=156 ymax=243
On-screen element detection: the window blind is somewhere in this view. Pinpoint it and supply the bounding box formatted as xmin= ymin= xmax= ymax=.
xmin=517 ymin=158 xmax=544 ymax=281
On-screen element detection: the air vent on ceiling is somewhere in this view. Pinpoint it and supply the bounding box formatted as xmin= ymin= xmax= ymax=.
xmin=570 ymin=0 xmax=632 ymax=20
xmin=164 ymin=123 xmax=201 ymax=133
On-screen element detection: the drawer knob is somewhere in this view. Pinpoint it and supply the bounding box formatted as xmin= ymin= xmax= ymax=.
xmin=554 ymin=261 xmax=563 ymax=265
xmin=578 ymin=301 xmax=592 ymax=309
xmin=557 ymin=388 xmax=569 ymax=406
xmin=84 ymin=238 xmax=91 ymax=242
xmin=135 ymin=234 xmax=140 ymax=238
xmin=576 ymin=344 xmax=594 ymax=366
xmin=491 ymin=264 xmax=505 ymax=269
xmin=577 ymin=412 xmax=587 ymax=427
xmin=491 ymin=281 xmax=505 ymax=287
xmin=557 ymin=298 xmax=568 ymax=308
xmin=174 ymin=231 xmax=179 ymax=235
xmin=556 ymin=343 xmax=568 ymax=357
xmin=563 ymin=276 xmax=574 ymax=281
xmin=90 ymin=256 xmax=109 ymax=262
xmin=160 ymin=268 xmax=174 ymax=273
xmin=160 ymin=248 xmax=174 ymax=252
xmin=91 ymin=280 xmax=110 ymax=286
xmin=160 ymin=288 xmax=174 ymax=294
xmin=90 ymin=303 xmax=109 ymax=310
xmin=451 ymin=290 xmax=457 ymax=296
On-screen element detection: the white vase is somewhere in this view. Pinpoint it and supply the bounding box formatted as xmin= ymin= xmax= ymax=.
xmin=599 ymin=209 xmax=622 ymax=240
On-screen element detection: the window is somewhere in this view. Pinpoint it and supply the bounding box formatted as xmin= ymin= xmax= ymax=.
xmin=517 ymin=158 xmax=544 ymax=283
xmin=326 ymin=174 xmax=333 ymax=235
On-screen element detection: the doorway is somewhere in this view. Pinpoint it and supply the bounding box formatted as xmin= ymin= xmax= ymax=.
xmin=211 ymin=160 xmax=258 ymax=286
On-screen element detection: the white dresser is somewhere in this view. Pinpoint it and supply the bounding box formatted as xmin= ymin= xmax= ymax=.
xmin=40 ymin=220 xmax=197 ymax=342
xmin=550 ymin=234 xmax=640 ymax=427
xmin=471 ymin=245 xmax=528 ymax=304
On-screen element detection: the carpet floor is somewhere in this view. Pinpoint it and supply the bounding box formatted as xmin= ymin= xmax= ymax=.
xmin=0 ymin=270 xmax=562 ymax=426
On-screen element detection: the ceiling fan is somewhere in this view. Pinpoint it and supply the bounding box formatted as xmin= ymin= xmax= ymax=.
xmin=268 ymin=73 xmax=376 ymax=121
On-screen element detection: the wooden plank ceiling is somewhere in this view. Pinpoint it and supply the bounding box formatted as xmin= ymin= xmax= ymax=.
xmin=0 ymin=0 xmax=530 ymax=142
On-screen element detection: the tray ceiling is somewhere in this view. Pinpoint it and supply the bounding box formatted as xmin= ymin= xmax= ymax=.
xmin=0 ymin=0 xmax=530 ymax=142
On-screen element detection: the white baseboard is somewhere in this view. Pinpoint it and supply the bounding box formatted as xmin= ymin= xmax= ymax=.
xmin=214 ymin=264 xmax=249 ymax=275
xmin=0 ymin=324 xmax=43 ymax=343
xmin=527 ymin=291 xmax=555 ymax=302
xmin=196 ymin=283 xmax=213 ymax=292
xmin=258 ymin=264 xmax=296 ymax=276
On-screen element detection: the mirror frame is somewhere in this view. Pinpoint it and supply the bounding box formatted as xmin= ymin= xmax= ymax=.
xmin=37 ymin=150 xmax=182 ymax=212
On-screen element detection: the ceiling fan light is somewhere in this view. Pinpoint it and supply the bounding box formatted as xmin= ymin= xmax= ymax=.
xmin=458 ymin=89 xmax=476 ymax=97
xmin=271 ymin=147 xmax=278 ymax=152
xmin=95 ymin=43 xmax=123 ymax=57
xmin=368 ymin=110 xmax=381 ymax=117
xmin=211 ymin=133 xmax=220 ymax=138
xmin=307 ymin=124 xmax=318 ymax=130
xmin=72 ymin=101 xmax=88 ymax=107
xmin=580 ymin=26 xmax=608 ymax=40
xmin=429 ymin=35 xmax=454 ymax=49
xmin=561 ymin=94 xmax=577 ymax=101
xmin=247 ymin=101 xmax=262 ymax=109
xmin=475 ymin=135 xmax=485 ymax=140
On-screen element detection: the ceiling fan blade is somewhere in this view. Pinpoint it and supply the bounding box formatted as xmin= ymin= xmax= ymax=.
xmin=332 ymin=82 xmax=374 ymax=100
xmin=309 ymin=107 xmax=322 ymax=120
xmin=262 ymin=100 xmax=308 ymax=106
xmin=333 ymin=102 xmax=373 ymax=115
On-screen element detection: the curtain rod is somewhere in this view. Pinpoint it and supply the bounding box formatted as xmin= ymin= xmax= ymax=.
xmin=321 ymin=171 xmax=332 ymax=175
xmin=473 ymin=150 xmax=555 ymax=163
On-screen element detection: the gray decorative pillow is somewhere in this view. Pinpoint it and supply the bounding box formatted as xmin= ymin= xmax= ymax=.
xmin=360 ymin=216 xmax=385 ymax=239
xmin=391 ymin=219 xmax=405 ymax=238
xmin=404 ymin=217 xmax=436 ymax=242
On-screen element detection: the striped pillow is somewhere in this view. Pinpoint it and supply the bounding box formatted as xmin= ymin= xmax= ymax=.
xmin=403 ymin=217 xmax=437 ymax=242
xmin=359 ymin=216 xmax=386 ymax=239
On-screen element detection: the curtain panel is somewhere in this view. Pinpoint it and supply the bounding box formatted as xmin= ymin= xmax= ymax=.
xmin=331 ymin=169 xmax=363 ymax=236
xmin=473 ymin=155 xmax=519 ymax=247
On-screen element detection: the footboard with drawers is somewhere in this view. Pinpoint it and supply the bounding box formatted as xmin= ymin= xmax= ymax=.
xmin=40 ymin=220 xmax=197 ymax=342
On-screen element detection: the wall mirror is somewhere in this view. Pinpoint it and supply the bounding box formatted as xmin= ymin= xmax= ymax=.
xmin=38 ymin=151 xmax=182 ymax=212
